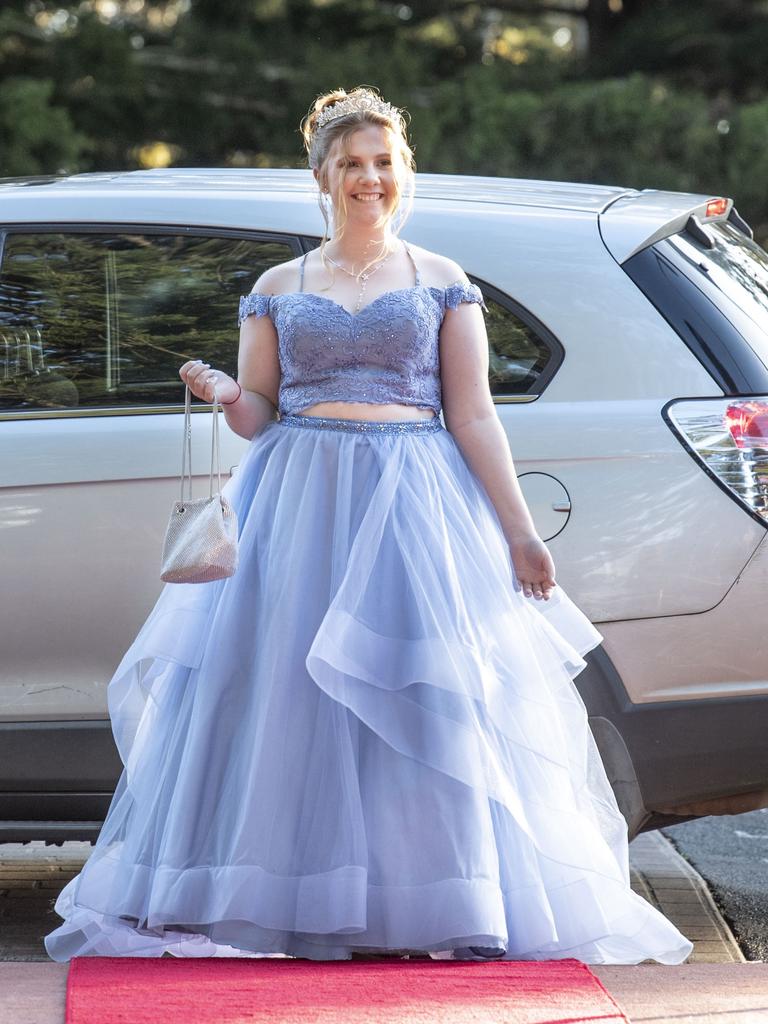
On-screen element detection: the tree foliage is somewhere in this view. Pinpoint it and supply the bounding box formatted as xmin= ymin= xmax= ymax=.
xmin=0 ymin=75 xmax=87 ymax=174
xmin=1 ymin=0 xmax=767 ymax=232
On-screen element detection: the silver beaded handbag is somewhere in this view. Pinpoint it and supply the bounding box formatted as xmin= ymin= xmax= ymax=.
xmin=160 ymin=384 xmax=239 ymax=584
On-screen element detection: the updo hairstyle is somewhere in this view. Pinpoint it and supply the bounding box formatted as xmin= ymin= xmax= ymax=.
xmin=299 ymin=85 xmax=416 ymax=284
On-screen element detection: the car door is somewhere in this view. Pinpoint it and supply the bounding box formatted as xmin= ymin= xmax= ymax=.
xmin=0 ymin=226 xmax=297 ymax=723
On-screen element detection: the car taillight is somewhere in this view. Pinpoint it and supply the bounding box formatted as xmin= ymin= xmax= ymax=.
xmin=665 ymin=397 xmax=768 ymax=525
xmin=724 ymin=400 xmax=768 ymax=450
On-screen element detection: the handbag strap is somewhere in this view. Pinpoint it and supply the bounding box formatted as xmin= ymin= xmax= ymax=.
xmin=180 ymin=385 xmax=192 ymax=504
xmin=179 ymin=383 xmax=224 ymax=505
xmin=209 ymin=386 xmax=223 ymax=499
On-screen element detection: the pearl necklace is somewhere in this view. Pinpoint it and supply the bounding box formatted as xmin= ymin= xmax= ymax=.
xmin=324 ymin=240 xmax=402 ymax=314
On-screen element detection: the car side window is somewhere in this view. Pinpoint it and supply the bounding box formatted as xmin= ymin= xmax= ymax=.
xmin=477 ymin=291 xmax=554 ymax=398
xmin=0 ymin=231 xmax=294 ymax=414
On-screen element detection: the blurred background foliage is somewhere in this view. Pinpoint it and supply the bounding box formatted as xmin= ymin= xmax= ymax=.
xmin=1 ymin=0 xmax=768 ymax=236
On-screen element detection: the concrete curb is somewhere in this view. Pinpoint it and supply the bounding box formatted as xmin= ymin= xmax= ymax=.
xmin=628 ymin=830 xmax=746 ymax=964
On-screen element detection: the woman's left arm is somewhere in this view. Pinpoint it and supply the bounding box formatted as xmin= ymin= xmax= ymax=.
xmin=439 ymin=290 xmax=557 ymax=599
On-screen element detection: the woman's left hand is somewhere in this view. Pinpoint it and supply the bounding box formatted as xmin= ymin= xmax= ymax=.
xmin=509 ymin=534 xmax=557 ymax=600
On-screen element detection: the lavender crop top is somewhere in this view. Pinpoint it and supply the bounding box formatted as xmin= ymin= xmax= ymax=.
xmin=237 ymin=241 xmax=488 ymax=417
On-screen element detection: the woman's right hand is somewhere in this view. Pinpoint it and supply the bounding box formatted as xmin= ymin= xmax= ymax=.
xmin=508 ymin=533 xmax=557 ymax=601
xmin=179 ymin=359 xmax=240 ymax=405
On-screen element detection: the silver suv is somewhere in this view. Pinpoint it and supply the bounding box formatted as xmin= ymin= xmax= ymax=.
xmin=1 ymin=168 xmax=766 ymax=843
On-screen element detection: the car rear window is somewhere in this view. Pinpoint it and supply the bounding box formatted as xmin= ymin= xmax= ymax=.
xmin=622 ymin=219 xmax=768 ymax=394
xmin=481 ymin=294 xmax=555 ymax=399
xmin=668 ymin=220 xmax=768 ymax=366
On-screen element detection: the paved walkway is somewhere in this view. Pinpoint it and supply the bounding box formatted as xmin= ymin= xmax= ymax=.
xmin=0 ymin=834 xmax=765 ymax=1023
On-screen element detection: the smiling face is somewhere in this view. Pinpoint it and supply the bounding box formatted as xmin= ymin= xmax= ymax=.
xmin=315 ymin=122 xmax=403 ymax=228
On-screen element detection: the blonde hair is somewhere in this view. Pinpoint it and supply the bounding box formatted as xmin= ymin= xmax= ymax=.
xmin=299 ymin=85 xmax=416 ymax=286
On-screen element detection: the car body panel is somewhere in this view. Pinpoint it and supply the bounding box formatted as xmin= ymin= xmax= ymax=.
xmin=0 ymin=168 xmax=766 ymax=836
xmin=597 ymin=531 xmax=768 ymax=703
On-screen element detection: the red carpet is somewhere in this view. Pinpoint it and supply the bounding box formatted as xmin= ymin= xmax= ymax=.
xmin=65 ymin=956 xmax=630 ymax=1023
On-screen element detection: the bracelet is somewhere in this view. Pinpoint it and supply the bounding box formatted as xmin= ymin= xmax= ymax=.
xmin=220 ymin=381 xmax=242 ymax=406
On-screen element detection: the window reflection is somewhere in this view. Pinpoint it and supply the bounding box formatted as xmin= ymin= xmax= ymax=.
xmin=483 ymin=295 xmax=551 ymax=396
xmin=0 ymin=233 xmax=293 ymax=412
xmin=701 ymin=222 xmax=768 ymax=320
xmin=669 ymin=221 xmax=768 ymax=357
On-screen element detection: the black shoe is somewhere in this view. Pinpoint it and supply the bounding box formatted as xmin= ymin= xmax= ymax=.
xmin=453 ymin=945 xmax=507 ymax=960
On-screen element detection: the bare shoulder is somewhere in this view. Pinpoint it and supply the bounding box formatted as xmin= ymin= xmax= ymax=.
xmin=249 ymin=256 xmax=304 ymax=296
xmin=408 ymin=243 xmax=469 ymax=288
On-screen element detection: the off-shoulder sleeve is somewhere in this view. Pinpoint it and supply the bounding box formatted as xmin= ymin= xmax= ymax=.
xmin=238 ymin=292 xmax=272 ymax=326
xmin=444 ymin=280 xmax=489 ymax=314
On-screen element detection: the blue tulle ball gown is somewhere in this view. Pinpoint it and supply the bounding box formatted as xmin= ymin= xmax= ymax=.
xmin=43 ymin=410 xmax=694 ymax=965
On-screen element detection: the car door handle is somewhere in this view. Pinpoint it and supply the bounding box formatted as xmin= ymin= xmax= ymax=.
xmin=551 ymin=500 xmax=571 ymax=512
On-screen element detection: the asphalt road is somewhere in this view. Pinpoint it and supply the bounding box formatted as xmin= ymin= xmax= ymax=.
xmin=662 ymin=807 xmax=768 ymax=961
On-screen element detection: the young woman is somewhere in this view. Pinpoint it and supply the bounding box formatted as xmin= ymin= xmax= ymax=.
xmin=44 ymin=86 xmax=694 ymax=965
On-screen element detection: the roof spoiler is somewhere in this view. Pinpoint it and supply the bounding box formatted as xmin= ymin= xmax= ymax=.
xmin=600 ymin=191 xmax=753 ymax=263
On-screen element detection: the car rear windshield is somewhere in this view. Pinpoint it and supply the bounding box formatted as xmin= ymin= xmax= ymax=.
xmin=623 ymin=219 xmax=768 ymax=394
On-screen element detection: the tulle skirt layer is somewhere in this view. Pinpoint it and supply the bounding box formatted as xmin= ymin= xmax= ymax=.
xmin=44 ymin=412 xmax=693 ymax=965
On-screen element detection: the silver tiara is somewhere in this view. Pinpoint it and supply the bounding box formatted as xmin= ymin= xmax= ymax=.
xmin=315 ymin=93 xmax=400 ymax=130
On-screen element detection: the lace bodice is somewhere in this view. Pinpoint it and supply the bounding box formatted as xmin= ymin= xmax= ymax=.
xmin=237 ymin=241 xmax=488 ymax=418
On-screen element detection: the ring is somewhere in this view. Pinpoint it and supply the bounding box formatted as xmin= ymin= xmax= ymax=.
xmin=206 ymin=374 xmax=216 ymax=384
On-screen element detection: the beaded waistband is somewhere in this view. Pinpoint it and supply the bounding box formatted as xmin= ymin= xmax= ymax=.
xmin=278 ymin=413 xmax=444 ymax=435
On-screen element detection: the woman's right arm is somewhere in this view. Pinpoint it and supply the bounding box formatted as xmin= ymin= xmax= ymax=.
xmin=222 ymin=288 xmax=282 ymax=440
xmin=179 ymin=270 xmax=283 ymax=440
